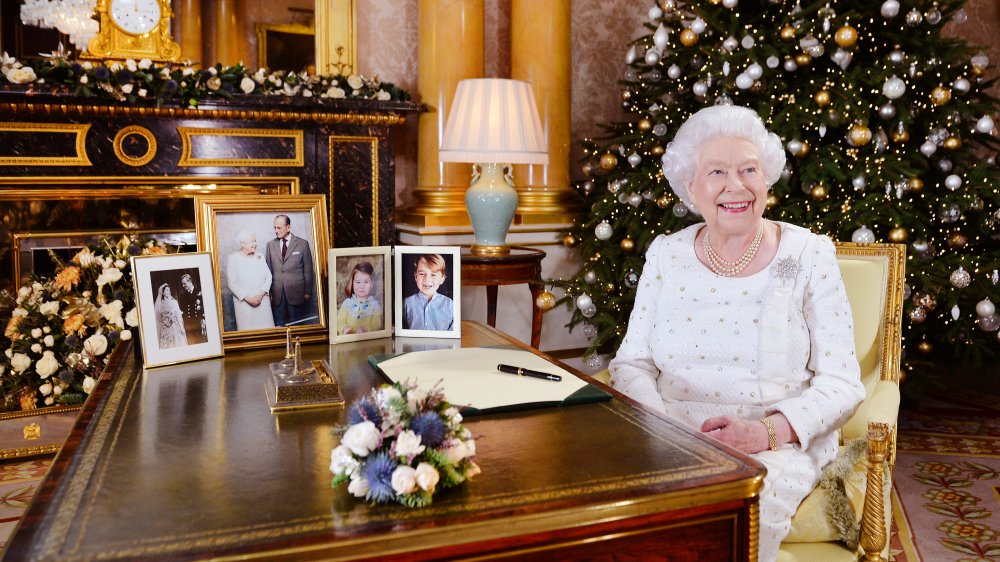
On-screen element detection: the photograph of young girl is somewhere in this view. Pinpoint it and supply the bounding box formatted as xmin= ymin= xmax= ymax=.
xmin=329 ymin=247 xmax=391 ymax=343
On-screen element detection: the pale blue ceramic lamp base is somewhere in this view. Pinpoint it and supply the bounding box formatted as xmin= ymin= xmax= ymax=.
xmin=466 ymin=162 xmax=517 ymax=256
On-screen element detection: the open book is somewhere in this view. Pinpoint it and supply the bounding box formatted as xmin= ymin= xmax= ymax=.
xmin=368 ymin=347 xmax=611 ymax=415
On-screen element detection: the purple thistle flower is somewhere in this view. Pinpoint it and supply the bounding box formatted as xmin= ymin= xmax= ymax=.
xmin=64 ymin=334 xmax=78 ymax=348
xmin=127 ymin=244 xmax=141 ymax=256
xmin=58 ymin=369 xmax=74 ymax=384
xmin=361 ymin=451 xmax=397 ymax=503
xmin=70 ymin=63 xmax=83 ymax=74
xmin=346 ymin=396 xmax=382 ymax=426
xmin=164 ymin=79 xmax=178 ymax=92
xmin=409 ymin=412 xmax=447 ymax=448
xmin=116 ymin=69 xmax=134 ymax=83
xmin=94 ymin=67 xmax=110 ymax=80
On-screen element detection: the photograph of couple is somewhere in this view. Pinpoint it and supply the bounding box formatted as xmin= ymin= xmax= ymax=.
xmin=148 ymin=269 xmax=207 ymax=350
xmin=218 ymin=213 xmax=320 ymax=333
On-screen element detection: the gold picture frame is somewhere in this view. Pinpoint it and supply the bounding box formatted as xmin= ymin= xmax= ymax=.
xmin=131 ymin=252 xmax=225 ymax=369
xmin=256 ymin=22 xmax=316 ymax=73
xmin=195 ymin=195 xmax=329 ymax=350
xmin=329 ymin=246 xmax=392 ymax=344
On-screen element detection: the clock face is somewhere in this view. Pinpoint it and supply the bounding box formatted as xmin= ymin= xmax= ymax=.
xmin=110 ymin=0 xmax=162 ymax=35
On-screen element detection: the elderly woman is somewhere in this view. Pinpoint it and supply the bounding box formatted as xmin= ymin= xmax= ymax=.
xmin=608 ymin=105 xmax=865 ymax=561
xmin=227 ymin=228 xmax=275 ymax=331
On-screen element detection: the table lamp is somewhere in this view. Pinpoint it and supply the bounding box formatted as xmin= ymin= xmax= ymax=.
xmin=439 ymin=78 xmax=548 ymax=256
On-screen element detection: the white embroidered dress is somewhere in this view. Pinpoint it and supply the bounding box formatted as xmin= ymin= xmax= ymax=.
xmin=609 ymin=222 xmax=864 ymax=562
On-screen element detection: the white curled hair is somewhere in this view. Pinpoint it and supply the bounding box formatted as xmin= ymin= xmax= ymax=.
xmin=661 ymin=105 xmax=785 ymax=214
xmin=233 ymin=228 xmax=255 ymax=247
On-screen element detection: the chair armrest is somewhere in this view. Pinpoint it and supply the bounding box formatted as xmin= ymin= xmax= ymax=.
xmin=859 ymin=421 xmax=893 ymax=562
xmin=866 ymin=379 xmax=900 ymax=426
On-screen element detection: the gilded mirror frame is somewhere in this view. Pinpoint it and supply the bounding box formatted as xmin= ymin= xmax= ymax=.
xmin=315 ymin=0 xmax=357 ymax=76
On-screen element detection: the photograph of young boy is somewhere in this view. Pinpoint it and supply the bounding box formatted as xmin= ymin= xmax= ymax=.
xmin=402 ymin=253 xmax=454 ymax=331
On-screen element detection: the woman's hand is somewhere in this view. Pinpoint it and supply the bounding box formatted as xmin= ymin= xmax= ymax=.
xmin=244 ymin=294 xmax=262 ymax=307
xmin=700 ymin=415 xmax=770 ymax=454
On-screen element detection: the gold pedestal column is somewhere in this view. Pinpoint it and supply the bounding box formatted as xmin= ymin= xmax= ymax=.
xmin=398 ymin=0 xmax=484 ymax=227
xmin=511 ymin=0 xmax=576 ymax=224
xmin=178 ymin=0 xmax=203 ymax=65
xmin=214 ymin=0 xmax=240 ymax=67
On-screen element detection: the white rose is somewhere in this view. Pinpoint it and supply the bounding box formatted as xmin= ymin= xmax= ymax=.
xmin=44 ymin=396 xmax=54 ymax=406
xmin=206 ymin=76 xmax=222 ymax=91
xmin=394 ymin=430 xmax=425 ymax=459
xmin=443 ymin=439 xmax=469 ymax=464
xmin=415 ymin=462 xmax=440 ymax=493
xmin=138 ymin=88 xmax=147 ymax=97
xmin=43 ymin=335 xmax=54 ymax=347
xmin=5 ymin=66 xmax=37 ymax=84
xmin=390 ymin=465 xmax=418 ymax=495
xmin=240 ymin=76 xmax=255 ymax=93
xmin=125 ymin=307 xmax=139 ymax=327
xmin=347 ymin=476 xmax=370 ymax=498
xmin=376 ymin=386 xmax=402 ymax=407
xmin=96 ymin=267 xmax=123 ymax=286
xmin=347 ymin=75 xmax=363 ymax=90
xmin=464 ymin=438 xmax=477 ymax=457
xmin=207 ymin=66 xmax=218 ymax=76
xmin=125 ymin=58 xmax=137 ymax=72
xmin=12 ymin=307 xmax=27 ymax=317
xmin=119 ymin=329 xmax=132 ymax=341
xmin=302 ymin=89 xmax=313 ymax=98
xmin=31 ymin=282 xmax=43 ymax=293
xmin=53 ymin=385 xmax=62 ymax=395
xmin=182 ymin=67 xmax=194 ymax=76
xmin=16 ymin=286 xmax=31 ymax=300
xmin=444 ymin=407 xmax=462 ymax=427
xmin=39 ymin=301 xmax=60 ymax=316
xmin=83 ymin=61 xmax=93 ymax=69
xmin=325 ymin=86 xmax=346 ymax=99
xmin=10 ymin=353 xmax=31 ymax=373
xmin=121 ymin=83 xmax=133 ymax=94
xmin=84 ymin=334 xmax=108 ymax=356
xmin=31 ymin=328 xmax=42 ymax=338
xmin=100 ymin=300 xmax=124 ymax=327
xmin=82 ymin=376 xmax=97 ymax=394
xmin=43 ymin=326 xmax=50 ymax=333
xmin=138 ymin=58 xmax=152 ymax=69
xmin=115 ymin=259 xmax=126 ymax=269
xmin=465 ymin=461 xmax=481 ymax=478
xmin=5 ymin=348 xmax=11 ymax=358
xmin=36 ymin=351 xmax=58 ymax=379
xmin=330 ymin=445 xmax=359 ymax=477
xmin=30 ymin=343 xmax=42 ymax=353
xmin=109 ymin=62 xmax=122 ymax=72
xmin=377 ymin=90 xmax=391 ymax=101
xmin=341 ymin=421 xmax=380 ymax=456
xmin=39 ymin=383 xmax=52 ymax=396
xmin=79 ymin=74 xmax=88 ymax=83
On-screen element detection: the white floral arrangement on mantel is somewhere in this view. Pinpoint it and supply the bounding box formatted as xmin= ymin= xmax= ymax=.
xmin=330 ymin=381 xmax=480 ymax=507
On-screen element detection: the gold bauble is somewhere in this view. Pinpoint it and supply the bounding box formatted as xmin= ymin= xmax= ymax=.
xmin=599 ymin=153 xmax=618 ymax=170
xmin=943 ymin=136 xmax=962 ymax=150
xmin=766 ymin=193 xmax=779 ymax=209
xmin=796 ymin=141 xmax=811 ymax=157
xmin=651 ymin=144 xmax=665 ymax=156
xmin=535 ymin=290 xmax=556 ymax=311
xmin=810 ymin=184 xmax=829 ymax=200
xmin=780 ymin=25 xmax=796 ymax=42
xmin=948 ymin=230 xmax=968 ymax=249
xmin=656 ymin=196 xmax=670 ymax=208
xmin=814 ymin=90 xmax=831 ymax=107
xmin=888 ymin=226 xmax=908 ymax=243
xmin=848 ymin=124 xmax=873 ymax=146
xmin=834 ymin=25 xmax=858 ymax=48
xmin=660 ymin=0 xmax=677 ymax=11
xmin=680 ymin=29 xmax=698 ymax=47
xmin=892 ymin=126 xmax=910 ymax=143
xmin=908 ymin=177 xmax=924 ymax=193
xmin=930 ymin=86 xmax=952 ymax=106
xmin=604 ymin=282 xmax=616 ymax=293
xmin=562 ymin=233 xmax=578 ymax=247
xmin=794 ymin=53 xmax=813 ymax=67
xmin=914 ymin=292 xmax=937 ymax=311
xmin=638 ymin=118 xmax=652 ymax=132
xmin=916 ymin=340 xmax=933 ymax=354
xmin=971 ymin=65 xmax=985 ymax=78
xmin=622 ymin=90 xmax=632 ymax=101
xmin=620 ymin=237 xmax=636 ymax=253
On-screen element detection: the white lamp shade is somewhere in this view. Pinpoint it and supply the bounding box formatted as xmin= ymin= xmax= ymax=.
xmin=439 ymin=78 xmax=549 ymax=165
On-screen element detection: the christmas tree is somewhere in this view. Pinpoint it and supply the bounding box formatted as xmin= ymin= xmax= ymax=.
xmin=557 ymin=0 xmax=1000 ymax=383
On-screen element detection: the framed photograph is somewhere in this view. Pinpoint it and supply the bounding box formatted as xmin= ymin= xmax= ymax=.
xmin=329 ymin=246 xmax=391 ymax=343
xmin=394 ymin=246 xmax=461 ymax=339
xmin=132 ymin=252 xmax=224 ymax=369
xmin=195 ymin=195 xmax=329 ymax=350
xmin=12 ymin=229 xmax=196 ymax=286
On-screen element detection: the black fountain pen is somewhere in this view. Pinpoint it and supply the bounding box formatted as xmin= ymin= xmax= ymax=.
xmin=497 ymin=364 xmax=562 ymax=382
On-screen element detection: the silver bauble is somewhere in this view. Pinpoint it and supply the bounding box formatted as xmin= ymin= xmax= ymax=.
xmin=625 ymin=45 xmax=638 ymax=65
xmin=881 ymin=0 xmax=900 ymax=18
xmin=879 ymin=103 xmax=897 ymax=119
xmin=584 ymin=270 xmax=598 ymax=284
xmin=741 ymin=36 xmax=755 ymax=49
xmin=667 ymin=64 xmax=682 ymax=79
xmin=692 ymin=81 xmax=708 ymax=96
xmin=925 ymin=8 xmax=942 ymax=25
xmin=581 ymin=304 xmax=597 ymax=319
xmin=920 ymin=141 xmax=937 ymax=157
xmin=784 ymin=59 xmax=798 ymax=72
xmin=628 ymin=192 xmax=643 ymax=207
xmin=691 ymin=17 xmax=707 ymax=35
xmin=938 ymin=158 xmax=953 ymax=173
xmin=627 ymin=152 xmax=642 ymax=167
xmin=950 ymin=267 xmax=972 ymax=288
xmin=909 ymin=307 xmax=927 ymax=324
xmin=852 ymin=175 xmax=867 ymax=191
xmin=723 ymin=37 xmax=739 ymax=52
xmin=595 ymin=221 xmax=613 ymax=240
xmin=735 ymin=73 xmax=754 ymax=89
xmin=945 ymin=174 xmax=963 ymax=191
xmin=905 ymin=8 xmax=923 ymax=26
xmin=584 ymin=352 xmax=603 ymax=369
xmin=903 ymin=283 xmax=912 ymax=300
xmin=746 ymin=63 xmax=763 ymax=80
xmin=786 ymin=139 xmax=804 ymax=155
xmin=883 ymin=76 xmax=906 ymax=99
xmin=672 ymin=202 xmax=689 ymax=217
xmin=766 ymin=56 xmax=780 ymax=68
xmin=582 ymin=180 xmax=595 ymax=194
xmin=912 ymin=239 xmax=929 ymax=254
xmin=617 ymin=192 xmax=628 ymax=204
xmin=624 ymin=69 xmax=638 ymax=82
xmin=653 ymin=24 xmax=670 ymax=50
xmin=976 ymin=115 xmax=995 ymax=134
xmin=979 ymin=314 xmax=1000 ymax=332
xmin=575 ymin=293 xmax=594 ymax=310
xmin=624 ymin=270 xmax=639 ymax=288
xmin=648 ymin=6 xmax=663 ymax=20
xmin=851 ymin=225 xmax=876 ymax=243
xmin=647 ymin=70 xmax=662 ymax=82
xmin=582 ymin=323 xmax=597 ymax=338
xmin=954 ymin=9 xmax=968 ymax=24
xmin=653 ymin=123 xmax=668 ymax=136
xmin=976 ymin=298 xmax=996 ymax=318
xmin=940 ymin=203 xmax=961 ymax=223
xmin=953 ymin=77 xmax=971 ymax=94
xmin=644 ymin=48 xmax=661 ymax=66
xmin=722 ymin=0 xmax=738 ymax=8
xmin=889 ymin=50 xmax=905 ymax=64
xmin=951 ymin=304 xmax=961 ymax=320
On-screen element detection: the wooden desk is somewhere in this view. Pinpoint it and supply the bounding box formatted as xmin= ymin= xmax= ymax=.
xmin=460 ymin=246 xmax=546 ymax=348
xmin=5 ymin=322 xmax=764 ymax=561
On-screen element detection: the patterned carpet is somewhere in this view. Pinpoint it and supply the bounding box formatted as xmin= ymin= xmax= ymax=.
xmin=0 ymin=391 xmax=995 ymax=558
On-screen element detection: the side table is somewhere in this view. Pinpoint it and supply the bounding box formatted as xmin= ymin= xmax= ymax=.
xmin=460 ymin=245 xmax=546 ymax=348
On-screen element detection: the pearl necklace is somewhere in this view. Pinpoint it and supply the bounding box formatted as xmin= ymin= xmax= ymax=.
xmin=702 ymin=220 xmax=765 ymax=277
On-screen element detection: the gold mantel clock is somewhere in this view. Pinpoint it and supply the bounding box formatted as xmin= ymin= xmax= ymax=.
xmin=83 ymin=0 xmax=181 ymax=62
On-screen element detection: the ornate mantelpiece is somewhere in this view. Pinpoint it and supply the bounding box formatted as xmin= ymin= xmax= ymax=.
xmin=0 ymin=91 xmax=422 ymax=291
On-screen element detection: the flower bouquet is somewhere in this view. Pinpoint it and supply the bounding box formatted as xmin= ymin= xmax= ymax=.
xmin=330 ymin=381 xmax=480 ymax=508
xmin=0 ymin=235 xmax=176 ymax=411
